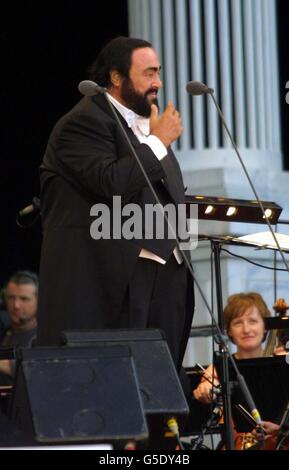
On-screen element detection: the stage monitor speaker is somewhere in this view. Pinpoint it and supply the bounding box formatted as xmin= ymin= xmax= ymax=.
xmin=61 ymin=329 xmax=190 ymax=430
xmin=9 ymin=345 xmax=148 ymax=446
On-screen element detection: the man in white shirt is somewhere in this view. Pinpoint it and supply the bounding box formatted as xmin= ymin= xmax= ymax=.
xmin=37 ymin=36 xmax=194 ymax=370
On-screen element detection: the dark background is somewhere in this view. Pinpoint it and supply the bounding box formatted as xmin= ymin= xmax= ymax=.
xmin=1 ymin=1 xmax=289 ymax=287
xmin=277 ymin=1 xmax=289 ymax=171
xmin=1 ymin=1 xmax=129 ymax=286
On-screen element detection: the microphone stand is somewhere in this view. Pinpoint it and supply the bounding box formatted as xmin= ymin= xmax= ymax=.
xmin=212 ymin=240 xmax=234 ymax=449
xmin=208 ymin=90 xmax=289 ymax=275
xmin=206 ymin=87 xmax=289 ymax=445
xmin=187 ymin=82 xmax=277 ymax=448
xmin=80 ymin=82 xmax=263 ymax=449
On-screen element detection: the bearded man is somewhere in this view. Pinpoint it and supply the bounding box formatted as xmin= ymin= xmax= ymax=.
xmin=37 ymin=37 xmax=194 ymax=371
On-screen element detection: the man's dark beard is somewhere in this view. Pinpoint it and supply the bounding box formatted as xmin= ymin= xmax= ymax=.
xmin=121 ymin=77 xmax=158 ymax=117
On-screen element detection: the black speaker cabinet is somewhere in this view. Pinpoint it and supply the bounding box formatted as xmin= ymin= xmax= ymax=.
xmin=62 ymin=329 xmax=190 ymax=431
xmin=10 ymin=345 xmax=148 ymax=445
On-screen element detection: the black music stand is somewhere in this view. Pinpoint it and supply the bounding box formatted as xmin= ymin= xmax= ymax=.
xmin=215 ymin=354 xmax=289 ymax=433
xmin=266 ymin=317 xmax=289 ymax=330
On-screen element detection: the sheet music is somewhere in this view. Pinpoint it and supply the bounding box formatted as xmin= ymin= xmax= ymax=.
xmin=233 ymin=232 xmax=289 ymax=251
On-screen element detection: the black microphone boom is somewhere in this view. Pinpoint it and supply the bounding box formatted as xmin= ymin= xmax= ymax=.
xmin=187 ymin=80 xmax=268 ymax=446
xmin=78 ymin=80 xmax=107 ymax=96
xmin=186 ymin=80 xmax=214 ymax=96
xmin=236 ymin=373 xmax=262 ymax=426
xmin=18 ymin=197 xmax=41 ymax=217
xmin=276 ymin=401 xmax=289 ymax=450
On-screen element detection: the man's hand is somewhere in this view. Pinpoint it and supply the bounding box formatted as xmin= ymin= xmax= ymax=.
xmin=0 ymin=359 xmax=13 ymax=376
xmin=252 ymin=421 xmax=280 ymax=441
xmin=193 ymin=380 xmax=215 ymax=404
xmin=150 ymin=101 xmax=183 ymax=148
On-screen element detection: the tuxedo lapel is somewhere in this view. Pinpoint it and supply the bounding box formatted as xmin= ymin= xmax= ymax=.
xmin=160 ymin=148 xmax=185 ymax=205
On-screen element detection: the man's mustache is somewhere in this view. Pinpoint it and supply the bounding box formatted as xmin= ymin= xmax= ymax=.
xmin=145 ymin=88 xmax=158 ymax=98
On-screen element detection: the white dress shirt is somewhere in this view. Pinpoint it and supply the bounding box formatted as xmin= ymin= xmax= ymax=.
xmin=107 ymin=93 xmax=182 ymax=265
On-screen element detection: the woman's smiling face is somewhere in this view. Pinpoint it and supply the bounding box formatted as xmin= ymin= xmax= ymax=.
xmin=229 ymin=305 xmax=265 ymax=356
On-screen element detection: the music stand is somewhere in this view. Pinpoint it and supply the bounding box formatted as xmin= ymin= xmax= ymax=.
xmin=265 ymin=317 xmax=289 ymax=330
xmin=215 ymin=354 xmax=289 ymax=433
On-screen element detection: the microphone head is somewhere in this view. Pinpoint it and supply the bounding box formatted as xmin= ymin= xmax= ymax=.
xmin=78 ymin=80 xmax=107 ymax=96
xmin=186 ymin=81 xmax=214 ymax=96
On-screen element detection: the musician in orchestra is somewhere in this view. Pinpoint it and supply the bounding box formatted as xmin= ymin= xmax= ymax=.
xmin=0 ymin=271 xmax=38 ymax=379
xmin=192 ymin=292 xmax=284 ymax=448
xmin=194 ymin=292 xmax=271 ymax=403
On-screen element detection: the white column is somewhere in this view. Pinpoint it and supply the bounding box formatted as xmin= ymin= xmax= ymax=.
xmin=128 ymin=0 xmax=150 ymax=40
xmin=231 ymin=0 xmax=246 ymax=147
xmin=243 ymin=0 xmax=258 ymax=148
xmin=189 ymin=0 xmax=205 ymax=150
xmin=268 ymin=1 xmax=281 ymax=151
xmin=204 ymin=0 xmax=219 ymax=148
xmin=268 ymin=0 xmax=281 ymax=152
xmin=175 ymin=1 xmax=191 ymax=150
xmin=253 ymin=0 xmax=266 ymax=149
xmin=149 ymin=0 xmax=164 ymax=107
xmin=218 ymin=0 xmax=233 ymax=148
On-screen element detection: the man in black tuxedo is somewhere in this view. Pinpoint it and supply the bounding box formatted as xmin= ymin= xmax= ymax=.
xmin=37 ymin=36 xmax=194 ymax=369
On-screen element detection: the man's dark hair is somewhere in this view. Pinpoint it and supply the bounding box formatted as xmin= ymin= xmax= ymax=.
xmin=88 ymin=36 xmax=152 ymax=87
xmin=5 ymin=270 xmax=39 ymax=295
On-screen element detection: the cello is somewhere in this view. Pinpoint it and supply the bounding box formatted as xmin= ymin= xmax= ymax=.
xmin=264 ymin=298 xmax=289 ymax=356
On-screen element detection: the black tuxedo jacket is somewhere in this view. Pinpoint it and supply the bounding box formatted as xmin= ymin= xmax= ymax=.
xmin=37 ymin=94 xmax=189 ymax=345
